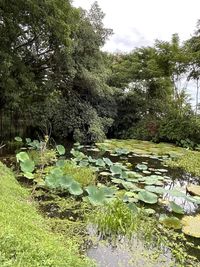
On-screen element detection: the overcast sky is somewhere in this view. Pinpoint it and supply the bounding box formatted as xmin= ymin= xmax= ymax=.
xmin=73 ymin=0 xmax=200 ymax=104
xmin=73 ymin=0 xmax=200 ymax=53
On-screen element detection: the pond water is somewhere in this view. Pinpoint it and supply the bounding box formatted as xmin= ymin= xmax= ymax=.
xmin=81 ymin=146 xmax=200 ymax=266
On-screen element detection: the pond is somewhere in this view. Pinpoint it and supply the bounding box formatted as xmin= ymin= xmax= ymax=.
xmin=1 ymin=140 xmax=200 ymax=266
xmin=78 ymin=145 xmax=200 ymax=266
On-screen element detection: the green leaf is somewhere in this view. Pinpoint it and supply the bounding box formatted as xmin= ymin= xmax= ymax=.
xmin=127 ymin=203 xmax=138 ymax=213
xmin=103 ymin=157 xmax=113 ymax=166
xmin=56 ymin=160 xmax=66 ymax=167
xmin=20 ymin=160 xmax=35 ymax=173
xmin=23 ymin=172 xmax=34 ymax=179
xmin=45 ymin=174 xmax=60 ymax=189
xmin=110 ymin=165 xmax=123 ymax=175
xmin=68 ymin=181 xmax=83 ymax=195
xmin=15 ymin=136 xmax=22 ymax=142
xmin=25 ymin=138 xmax=31 ymax=144
xmin=88 ymin=190 xmax=106 ymax=206
xmin=170 ymin=201 xmax=184 ymax=214
xmin=136 ymin=164 xmax=148 ymax=171
xmin=145 ymin=186 xmax=166 ymax=195
xmin=95 ymin=159 xmax=105 ymax=167
xmin=16 ymin=152 xmax=29 ymax=162
xmin=56 ymin=145 xmax=65 ymax=155
xmin=138 ymin=190 xmax=158 ymax=204
xmin=159 ymin=215 xmax=182 ymax=229
xmin=59 ymin=175 xmax=74 ymax=189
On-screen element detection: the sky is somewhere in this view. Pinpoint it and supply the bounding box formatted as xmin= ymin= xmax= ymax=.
xmin=73 ymin=0 xmax=200 ymax=52
xmin=72 ymin=0 xmax=200 ymax=104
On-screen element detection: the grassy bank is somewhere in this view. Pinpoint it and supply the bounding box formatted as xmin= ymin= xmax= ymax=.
xmin=0 ymin=162 xmax=93 ymax=267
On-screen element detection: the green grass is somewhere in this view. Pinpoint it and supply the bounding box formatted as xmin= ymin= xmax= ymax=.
xmin=62 ymin=161 xmax=96 ymax=187
xmin=167 ymin=150 xmax=200 ymax=177
xmin=0 ymin=162 xmax=94 ymax=267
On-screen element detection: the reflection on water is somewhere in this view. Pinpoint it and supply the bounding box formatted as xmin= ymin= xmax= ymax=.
xmin=87 ymin=225 xmax=175 ymax=267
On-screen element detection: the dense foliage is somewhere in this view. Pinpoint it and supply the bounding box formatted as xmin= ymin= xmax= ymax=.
xmin=1 ymin=1 xmax=200 ymax=145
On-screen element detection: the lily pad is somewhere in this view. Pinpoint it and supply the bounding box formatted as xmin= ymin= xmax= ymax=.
xmin=56 ymin=145 xmax=65 ymax=155
xmin=159 ymin=215 xmax=182 ymax=229
xmin=138 ymin=190 xmax=158 ymax=204
xmin=136 ymin=164 xmax=148 ymax=171
xmin=16 ymin=152 xmax=30 ymax=162
xmin=15 ymin=136 xmax=22 ymax=142
xmin=170 ymin=201 xmax=184 ymax=214
xmin=110 ymin=165 xmax=123 ymax=175
xmin=20 ymin=160 xmax=35 ymax=173
xmin=187 ymin=185 xmax=200 ymax=197
xmin=181 ymin=215 xmax=200 ymax=238
xmin=145 ymin=186 xmax=166 ymax=195
xmin=68 ymin=181 xmax=83 ymax=195
xmin=103 ymin=157 xmax=113 ymax=166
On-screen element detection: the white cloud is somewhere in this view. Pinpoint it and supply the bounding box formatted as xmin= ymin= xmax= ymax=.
xmin=73 ymin=0 xmax=200 ymax=52
xmin=73 ymin=0 xmax=200 ymax=104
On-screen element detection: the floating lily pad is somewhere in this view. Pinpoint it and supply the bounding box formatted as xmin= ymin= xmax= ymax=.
xmin=167 ymin=189 xmax=186 ymax=198
xmin=110 ymin=165 xmax=123 ymax=175
xmin=170 ymin=201 xmax=184 ymax=214
xmin=159 ymin=215 xmax=182 ymax=229
xmin=187 ymin=185 xmax=200 ymax=197
xmin=56 ymin=145 xmax=65 ymax=155
xmin=181 ymin=215 xmax=200 ymax=238
xmin=143 ymin=170 xmax=151 ymax=175
xmin=138 ymin=190 xmax=158 ymax=204
xmin=99 ymin=171 xmax=111 ymax=176
xmin=68 ymin=181 xmax=83 ymax=195
xmin=15 ymin=136 xmax=22 ymax=142
xmin=145 ymin=186 xmax=166 ymax=195
xmin=103 ymin=157 xmax=113 ymax=166
xmin=136 ymin=164 xmax=148 ymax=171
xmin=24 ymin=172 xmax=34 ymax=179
xmin=96 ymin=159 xmax=106 ymax=167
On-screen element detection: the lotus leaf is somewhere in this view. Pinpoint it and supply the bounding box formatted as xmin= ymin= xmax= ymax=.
xmin=59 ymin=175 xmax=73 ymax=189
xmin=25 ymin=138 xmax=31 ymax=144
xmin=167 ymin=189 xmax=186 ymax=198
xmin=170 ymin=201 xmax=184 ymax=214
xmin=110 ymin=165 xmax=123 ymax=175
xmin=181 ymin=215 xmax=200 ymax=238
xmin=24 ymin=172 xmax=34 ymax=179
xmin=187 ymin=185 xmax=200 ymax=197
xmin=20 ymin=160 xmax=35 ymax=173
xmin=16 ymin=152 xmax=30 ymax=162
xmin=50 ymin=167 xmax=63 ymax=177
xmin=96 ymin=159 xmax=106 ymax=167
xmin=15 ymin=136 xmax=22 ymax=142
xmin=138 ymin=190 xmax=158 ymax=204
xmin=56 ymin=145 xmax=65 ymax=155
xmin=145 ymin=186 xmax=166 ymax=195
xmin=111 ymin=178 xmax=122 ymax=184
xmin=103 ymin=157 xmax=113 ymax=166
xmin=86 ymin=186 xmax=106 ymax=205
xmin=136 ymin=164 xmax=148 ymax=171
xmin=99 ymin=171 xmax=111 ymax=176
xmin=159 ymin=215 xmax=182 ymax=229
xmin=127 ymin=203 xmax=138 ymax=213
xmin=68 ymin=181 xmax=83 ymax=195
xmin=56 ymin=160 xmax=66 ymax=167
